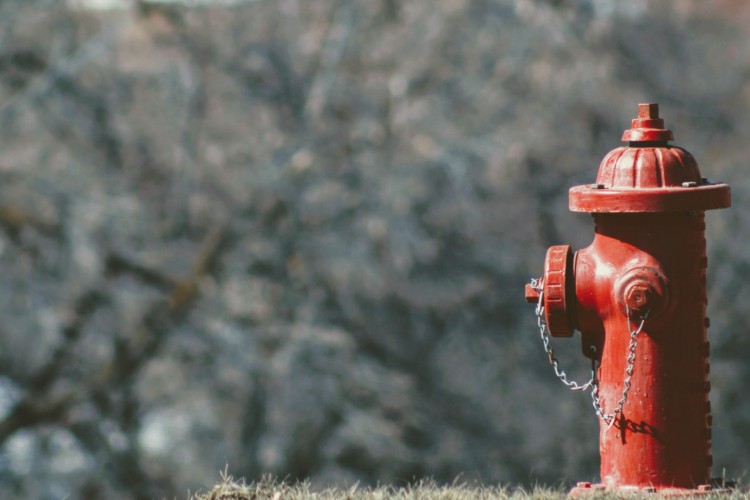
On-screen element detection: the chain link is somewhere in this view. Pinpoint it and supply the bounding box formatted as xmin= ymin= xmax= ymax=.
xmin=531 ymin=278 xmax=648 ymax=426
xmin=591 ymin=305 xmax=648 ymax=428
xmin=531 ymin=279 xmax=594 ymax=392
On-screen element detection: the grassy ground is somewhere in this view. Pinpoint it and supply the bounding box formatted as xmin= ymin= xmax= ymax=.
xmin=192 ymin=476 xmax=554 ymax=500
xmin=191 ymin=475 xmax=747 ymax=500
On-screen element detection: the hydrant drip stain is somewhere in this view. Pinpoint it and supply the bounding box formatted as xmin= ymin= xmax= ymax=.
xmin=526 ymin=104 xmax=731 ymax=495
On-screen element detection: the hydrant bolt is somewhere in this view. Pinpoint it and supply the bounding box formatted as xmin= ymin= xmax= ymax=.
xmin=524 ymin=283 xmax=540 ymax=304
xmin=638 ymin=103 xmax=659 ymax=119
xmin=616 ymin=267 xmax=670 ymax=319
xmin=624 ymin=283 xmax=650 ymax=311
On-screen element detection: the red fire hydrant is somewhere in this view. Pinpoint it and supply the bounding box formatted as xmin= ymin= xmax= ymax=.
xmin=525 ymin=104 xmax=731 ymax=494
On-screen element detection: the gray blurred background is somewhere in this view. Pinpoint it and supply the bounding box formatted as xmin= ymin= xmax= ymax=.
xmin=0 ymin=0 xmax=749 ymax=498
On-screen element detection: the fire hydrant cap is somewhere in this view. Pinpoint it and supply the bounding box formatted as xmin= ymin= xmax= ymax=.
xmin=569 ymin=103 xmax=731 ymax=213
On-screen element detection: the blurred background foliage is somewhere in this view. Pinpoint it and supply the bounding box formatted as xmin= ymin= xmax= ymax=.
xmin=0 ymin=0 xmax=749 ymax=498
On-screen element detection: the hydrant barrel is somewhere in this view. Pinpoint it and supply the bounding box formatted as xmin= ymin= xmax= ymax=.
xmin=528 ymin=103 xmax=731 ymax=493
xmin=587 ymin=212 xmax=712 ymax=488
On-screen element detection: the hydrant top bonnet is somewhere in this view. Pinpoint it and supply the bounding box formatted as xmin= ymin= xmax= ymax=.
xmin=569 ymin=103 xmax=731 ymax=213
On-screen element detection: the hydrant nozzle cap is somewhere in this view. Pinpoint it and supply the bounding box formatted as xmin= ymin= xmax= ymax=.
xmin=621 ymin=103 xmax=674 ymax=143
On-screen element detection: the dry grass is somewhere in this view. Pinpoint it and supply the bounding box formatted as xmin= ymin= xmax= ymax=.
xmin=189 ymin=471 xmax=559 ymax=500
xmin=190 ymin=474 xmax=747 ymax=500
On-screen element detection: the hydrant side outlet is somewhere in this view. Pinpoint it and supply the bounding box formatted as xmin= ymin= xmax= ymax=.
xmin=528 ymin=103 xmax=731 ymax=493
xmin=543 ymin=245 xmax=575 ymax=337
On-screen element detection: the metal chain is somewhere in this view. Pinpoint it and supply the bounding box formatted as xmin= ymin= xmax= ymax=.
xmin=531 ymin=279 xmax=594 ymax=392
xmin=591 ymin=305 xmax=648 ymax=428
xmin=531 ymin=278 xmax=648 ymax=426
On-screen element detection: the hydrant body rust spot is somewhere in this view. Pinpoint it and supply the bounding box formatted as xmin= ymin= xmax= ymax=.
xmin=528 ymin=104 xmax=731 ymax=493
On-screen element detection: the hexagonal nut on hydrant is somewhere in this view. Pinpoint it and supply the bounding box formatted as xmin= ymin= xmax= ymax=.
xmin=615 ymin=267 xmax=670 ymax=319
xmin=624 ymin=282 xmax=654 ymax=312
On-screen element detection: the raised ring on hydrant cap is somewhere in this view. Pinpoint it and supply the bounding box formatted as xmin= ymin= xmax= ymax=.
xmin=614 ymin=267 xmax=670 ymax=319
